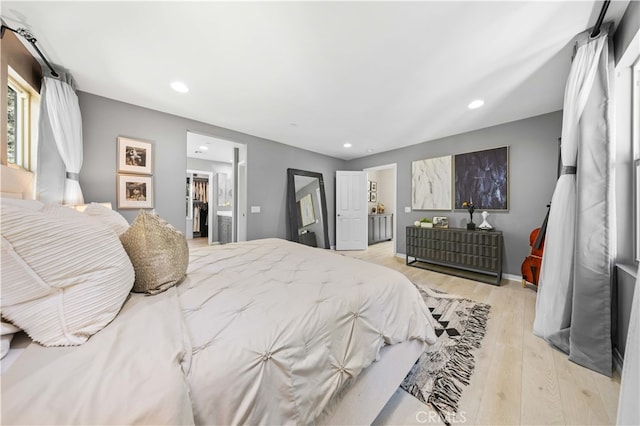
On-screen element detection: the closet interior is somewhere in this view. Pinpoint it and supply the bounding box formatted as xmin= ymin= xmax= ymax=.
xmin=186 ymin=173 xmax=210 ymax=238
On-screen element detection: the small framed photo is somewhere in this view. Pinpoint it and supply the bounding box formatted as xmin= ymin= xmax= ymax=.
xmin=117 ymin=137 xmax=153 ymax=175
xmin=433 ymin=216 xmax=449 ymax=228
xmin=367 ymin=180 xmax=372 ymax=191
xmin=117 ymin=174 xmax=153 ymax=209
xmin=369 ymin=192 xmax=377 ymax=202
xmin=371 ymin=181 xmax=377 ymax=191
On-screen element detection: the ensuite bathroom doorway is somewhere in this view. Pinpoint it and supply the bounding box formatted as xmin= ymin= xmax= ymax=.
xmin=186 ymin=131 xmax=247 ymax=245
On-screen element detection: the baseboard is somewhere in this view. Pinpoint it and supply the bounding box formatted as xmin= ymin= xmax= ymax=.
xmin=502 ymin=273 xmax=522 ymax=283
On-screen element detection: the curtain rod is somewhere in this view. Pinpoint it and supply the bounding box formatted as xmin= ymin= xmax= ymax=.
xmin=0 ymin=23 xmax=59 ymax=78
xmin=590 ymin=0 xmax=611 ymax=38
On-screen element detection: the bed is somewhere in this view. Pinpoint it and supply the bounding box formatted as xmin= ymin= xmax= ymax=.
xmin=1 ymin=168 xmax=437 ymax=425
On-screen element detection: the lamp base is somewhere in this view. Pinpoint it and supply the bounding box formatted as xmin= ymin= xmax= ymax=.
xmin=467 ymin=223 xmax=476 ymax=230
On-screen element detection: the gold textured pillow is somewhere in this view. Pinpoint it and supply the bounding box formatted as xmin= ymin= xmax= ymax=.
xmin=120 ymin=211 xmax=189 ymax=295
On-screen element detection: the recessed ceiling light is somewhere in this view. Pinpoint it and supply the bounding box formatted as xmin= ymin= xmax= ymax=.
xmin=170 ymin=81 xmax=189 ymax=93
xmin=343 ymin=143 xmax=352 ymax=148
xmin=199 ymin=146 xmax=209 ymax=150
xmin=468 ymin=99 xmax=484 ymax=109
xmin=367 ymin=148 xmax=374 ymax=153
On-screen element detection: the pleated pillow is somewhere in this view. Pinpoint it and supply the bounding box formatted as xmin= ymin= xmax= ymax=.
xmin=120 ymin=210 xmax=189 ymax=295
xmin=0 ymin=203 xmax=134 ymax=346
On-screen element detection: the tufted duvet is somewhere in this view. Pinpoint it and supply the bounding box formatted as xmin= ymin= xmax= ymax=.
xmin=1 ymin=238 xmax=436 ymax=425
xmin=180 ymin=238 xmax=437 ymax=424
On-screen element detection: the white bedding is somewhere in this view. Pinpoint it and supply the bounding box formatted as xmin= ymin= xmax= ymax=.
xmin=1 ymin=287 xmax=194 ymax=425
xmin=2 ymin=238 xmax=436 ymax=425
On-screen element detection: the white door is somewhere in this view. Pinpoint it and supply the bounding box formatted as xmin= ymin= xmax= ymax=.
xmin=237 ymin=160 xmax=247 ymax=242
xmin=336 ymin=171 xmax=367 ymax=250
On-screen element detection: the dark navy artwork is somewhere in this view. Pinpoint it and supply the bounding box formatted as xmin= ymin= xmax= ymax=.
xmin=454 ymin=147 xmax=508 ymax=210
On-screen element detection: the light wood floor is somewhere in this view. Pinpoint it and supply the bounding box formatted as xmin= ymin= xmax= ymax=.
xmin=188 ymin=238 xmax=621 ymax=425
xmin=343 ymin=241 xmax=621 ymax=426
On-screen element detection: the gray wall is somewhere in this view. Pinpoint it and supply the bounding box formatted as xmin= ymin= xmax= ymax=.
xmin=347 ymin=111 xmax=563 ymax=276
xmin=80 ymin=91 xmax=561 ymax=277
xmin=79 ymin=92 xmax=345 ymax=245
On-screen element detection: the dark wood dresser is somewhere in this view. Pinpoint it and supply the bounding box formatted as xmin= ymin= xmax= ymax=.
xmin=406 ymin=226 xmax=503 ymax=285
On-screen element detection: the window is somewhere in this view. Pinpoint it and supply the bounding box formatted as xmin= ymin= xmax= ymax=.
xmin=6 ymin=68 xmax=38 ymax=170
xmin=633 ymin=58 xmax=640 ymax=261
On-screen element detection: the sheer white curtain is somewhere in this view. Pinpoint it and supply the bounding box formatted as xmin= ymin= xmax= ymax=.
xmin=617 ymin=266 xmax=639 ymax=424
xmin=37 ymin=74 xmax=84 ymax=205
xmin=533 ymin=28 xmax=614 ymax=376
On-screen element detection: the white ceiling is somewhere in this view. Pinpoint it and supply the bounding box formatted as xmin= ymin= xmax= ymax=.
xmin=186 ymin=132 xmax=235 ymax=163
xmin=2 ymin=1 xmax=630 ymax=160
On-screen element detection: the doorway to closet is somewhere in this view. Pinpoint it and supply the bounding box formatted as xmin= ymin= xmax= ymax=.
xmin=186 ymin=131 xmax=247 ymax=245
xmin=364 ymin=164 xmax=397 ymax=255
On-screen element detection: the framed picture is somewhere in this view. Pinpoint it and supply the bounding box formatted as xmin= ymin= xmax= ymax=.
xmin=433 ymin=216 xmax=449 ymax=228
xmin=299 ymin=193 xmax=315 ymax=227
xmin=117 ymin=137 xmax=153 ymax=175
xmin=367 ymin=180 xmax=372 ymax=191
xmin=412 ymin=155 xmax=452 ymax=210
xmin=454 ymin=146 xmax=508 ymax=210
xmin=117 ymin=174 xmax=153 ymax=209
xmin=369 ymin=192 xmax=377 ymax=202
xmin=370 ymin=181 xmax=377 ymax=192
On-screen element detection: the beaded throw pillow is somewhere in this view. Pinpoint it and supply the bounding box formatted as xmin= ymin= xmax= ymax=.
xmin=120 ymin=211 xmax=189 ymax=295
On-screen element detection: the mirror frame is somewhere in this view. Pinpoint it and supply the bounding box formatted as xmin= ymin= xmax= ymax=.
xmin=287 ymin=168 xmax=330 ymax=249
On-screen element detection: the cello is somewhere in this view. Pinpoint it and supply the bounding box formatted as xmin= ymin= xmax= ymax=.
xmin=521 ymin=204 xmax=550 ymax=287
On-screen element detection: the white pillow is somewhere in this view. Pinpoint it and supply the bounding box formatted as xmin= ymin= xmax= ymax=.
xmin=0 ymin=320 xmax=20 ymax=359
xmin=0 ymin=198 xmax=44 ymax=211
xmin=0 ymin=203 xmax=135 ymax=346
xmin=84 ymin=203 xmax=130 ymax=235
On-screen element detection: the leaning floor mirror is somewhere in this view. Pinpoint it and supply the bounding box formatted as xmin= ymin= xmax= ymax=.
xmin=286 ymin=168 xmax=330 ymax=249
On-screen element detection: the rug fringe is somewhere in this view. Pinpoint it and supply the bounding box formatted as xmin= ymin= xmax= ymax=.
xmin=428 ymin=301 xmax=490 ymax=425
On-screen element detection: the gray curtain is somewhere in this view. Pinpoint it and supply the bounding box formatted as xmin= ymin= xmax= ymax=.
xmin=533 ymin=25 xmax=614 ymax=376
xmin=569 ymin=25 xmax=615 ymax=376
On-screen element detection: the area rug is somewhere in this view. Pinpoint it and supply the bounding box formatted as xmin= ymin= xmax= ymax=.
xmin=401 ymin=285 xmax=491 ymax=425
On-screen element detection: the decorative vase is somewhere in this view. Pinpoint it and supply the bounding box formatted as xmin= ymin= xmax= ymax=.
xmin=479 ymin=211 xmax=493 ymax=230
xmin=421 ymin=222 xmax=433 ymax=228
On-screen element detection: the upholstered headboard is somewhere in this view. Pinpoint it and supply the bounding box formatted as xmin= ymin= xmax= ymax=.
xmin=1 ymin=165 xmax=35 ymax=200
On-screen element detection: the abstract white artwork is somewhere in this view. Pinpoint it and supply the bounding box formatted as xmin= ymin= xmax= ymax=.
xmin=412 ymin=155 xmax=452 ymax=210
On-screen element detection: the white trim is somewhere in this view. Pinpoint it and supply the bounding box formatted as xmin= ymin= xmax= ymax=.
xmin=502 ymin=272 xmax=522 ymax=283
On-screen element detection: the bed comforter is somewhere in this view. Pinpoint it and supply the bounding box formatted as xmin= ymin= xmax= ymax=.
xmin=1 ymin=238 xmax=436 ymax=425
